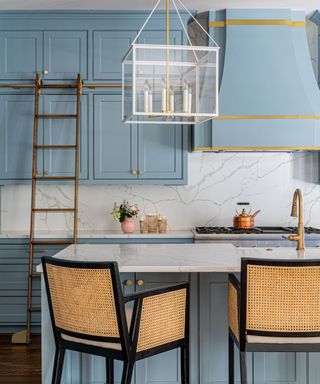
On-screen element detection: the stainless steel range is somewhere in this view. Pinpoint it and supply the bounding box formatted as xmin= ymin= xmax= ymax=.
xmin=193 ymin=226 xmax=320 ymax=247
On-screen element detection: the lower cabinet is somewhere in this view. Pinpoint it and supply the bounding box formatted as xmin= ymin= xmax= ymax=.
xmin=0 ymin=240 xmax=66 ymax=333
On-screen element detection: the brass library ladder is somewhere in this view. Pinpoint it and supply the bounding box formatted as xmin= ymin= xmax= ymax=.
xmin=12 ymin=73 xmax=82 ymax=344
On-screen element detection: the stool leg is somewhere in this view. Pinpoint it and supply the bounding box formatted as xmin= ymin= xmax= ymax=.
xmin=121 ymin=361 xmax=134 ymax=384
xmin=52 ymin=345 xmax=65 ymax=384
xmin=239 ymin=351 xmax=248 ymax=384
xmin=228 ymin=334 xmax=234 ymax=384
xmin=106 ymin=358 xmax=114 ymax=384
xmin=181 ymin=345 xmax=189 ymax=384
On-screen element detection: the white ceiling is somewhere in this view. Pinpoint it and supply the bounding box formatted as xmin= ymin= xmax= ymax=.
xmin=0 ymin=0 xmax=318 ymax=13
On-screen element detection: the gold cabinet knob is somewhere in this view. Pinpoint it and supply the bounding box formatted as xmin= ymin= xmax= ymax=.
xmin=44 ymin=170 xmax=49 ymax=175
xmin=139 ymin=170 xmax=144 ymax=175
xmin=36 ymin=170 xmax=42 ymax=175
xmin=136 ymin=279 xmax=144 ymax=287
xmin=123 ymin=279 xmax=133 ymax=286
xmin=43 ymin=69 xmax=49 ymax=75
xmin=132 ymin=170 xmax=137 ymax=175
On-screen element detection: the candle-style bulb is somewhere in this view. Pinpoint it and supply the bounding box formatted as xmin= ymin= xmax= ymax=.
xmin=144 ymin=80 xmax=150 ymax=113
xmin=183 ymin=80 xmax=189 ymax=114
xmin=169 ymin=86 xmax=174 ymax=113
xmin=161 ymin=78 xmax=166 ymax=113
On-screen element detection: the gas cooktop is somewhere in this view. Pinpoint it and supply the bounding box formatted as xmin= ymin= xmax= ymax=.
xmin=195 ymin=226 xmax=320 ymax=235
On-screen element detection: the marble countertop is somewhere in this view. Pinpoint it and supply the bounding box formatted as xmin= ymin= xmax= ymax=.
xmin=0 ymin=230 xmax=193 ymax=239
xmin=36 ymin=243 xmax=320 ymax=273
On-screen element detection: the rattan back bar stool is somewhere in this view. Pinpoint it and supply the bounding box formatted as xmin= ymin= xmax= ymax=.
xmin=228 ymin=258 xmax=320 ymax=384
xmin=42 ymin=256 xmax=190 ymax=384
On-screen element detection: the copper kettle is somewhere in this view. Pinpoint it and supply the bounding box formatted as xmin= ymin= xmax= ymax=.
xmin=233 ymin=208 xmax=261 ymax=229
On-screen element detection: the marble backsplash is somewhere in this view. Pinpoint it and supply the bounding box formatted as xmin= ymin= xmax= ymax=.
xmin=1 ymin=151 xmax=320 ymax=232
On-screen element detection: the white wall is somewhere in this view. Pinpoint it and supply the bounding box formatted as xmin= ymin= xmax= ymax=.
xmin=1 ymin=152 xmax=320 ymax=232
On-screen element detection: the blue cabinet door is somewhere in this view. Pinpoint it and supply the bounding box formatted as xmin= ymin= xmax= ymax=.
xmin=138 ymin=124 xmax=184 ymax=180
xmin=43 ymin=94 xmax=88 ymax=179
xmin=135 ymin=273 xmax=189 ymax=384
xmin=93 ymin=94 xmax=138 ymax=180
xmin=0 ymin=94 xmax=43 ymax=180
xmin=43 ymin=31 xmax=88 ymax=80
xmin=0 ymin=31 xmax=42 ymax=79
xmin=93 ymin=30 xmax=136 ymax=80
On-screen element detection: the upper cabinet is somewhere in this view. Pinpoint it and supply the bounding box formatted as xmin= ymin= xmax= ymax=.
xmin=0 ymin=30 xmax=87 ymax=80
xmin=93 ymin=30 xmax=136 ymax=81
xmin=0 ymin=31 xmax=42 ymax=79
xmin=93 ymin=94 xmax=186 ymax=184
xmin=43 ymin=31 xmax=88 ymax=80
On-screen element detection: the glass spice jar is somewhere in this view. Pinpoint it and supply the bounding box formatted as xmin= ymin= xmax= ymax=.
xmin=139 ymin=216 xmax=148 ymax=234
xmin=158 ymin=216 xmax=167 ymax=233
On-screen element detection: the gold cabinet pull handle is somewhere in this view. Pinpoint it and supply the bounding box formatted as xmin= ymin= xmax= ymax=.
xmin=123 ymin=279 xmax=133 ymax=286
xmin=43 ymin=69 xmax=49 ymax=75
xmin=44 ymin=170 xmax=49 ymax=175
xmin=139 ymin=170 xmax=144 ymax=175
xmin=136 ymin=279 xmax=144 ymax=287
xmin=36 ymin=170 xmax=42 ymax=175
xmin=132 ymin=170 xmax=137 ymax=175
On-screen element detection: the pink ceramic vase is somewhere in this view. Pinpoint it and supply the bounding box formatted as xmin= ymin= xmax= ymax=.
xmin=121 ymin=217 xmax=136 ymax=234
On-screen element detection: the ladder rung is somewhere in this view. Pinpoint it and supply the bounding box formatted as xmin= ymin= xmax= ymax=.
xmin=32 ymin=249 xmax=49 ymax=253
xmin=35 ymin=145 xmax=76 ymax=150
xmin=30 ymin=273 xmax=41 ymax=279
xmin=39 ymin=84 xmax=78 ymax=89
xmin=32 ymin=240 xmax=74 ymax=245
xmin=32 ymin=208 xmax=75 ymax=212
xmin=34 ymin=176 xmax=76 ymax=181
xmin=36 ymin=114 xmax=77 ymax=119
xmin=29 ymin=307 xmax=41 ymax=313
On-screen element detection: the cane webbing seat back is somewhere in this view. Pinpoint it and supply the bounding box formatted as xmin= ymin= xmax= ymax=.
xmin=246 ymin=263 xmax=320 ymax=335
xmin=46 ymin=264 xmax=121 ymax=339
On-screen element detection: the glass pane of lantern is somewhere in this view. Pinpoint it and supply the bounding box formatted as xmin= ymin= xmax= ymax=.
xmin=122 ymin=44 xmax=219 ymax=124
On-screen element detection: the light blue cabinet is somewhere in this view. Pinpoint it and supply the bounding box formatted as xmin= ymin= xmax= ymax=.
xmin=93 ymin=94 xmax=138 ymax=180
xmin=93 ymin=94 xmax=186 ymax=183
xmin=43 ymin=31 xmax=88 ymax=80
xmin=0 ymin=31 xmax=42 ymax=79
xmin=93 ymin=30 xmax=136 ymax=81
xmin=138 ymin=124 xmax=184 ymax=180
xmin=0 ymin=94 xmax=40 ymax=180
xmin=43 ymin=94 xmax=89 ymax=179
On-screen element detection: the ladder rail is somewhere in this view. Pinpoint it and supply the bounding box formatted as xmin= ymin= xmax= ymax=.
xmin=23 ymin=73 xmax=81 ymax=345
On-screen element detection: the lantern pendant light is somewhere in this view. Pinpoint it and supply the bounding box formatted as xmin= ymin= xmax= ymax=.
xmin=122 ymin=0 xmax=220 ymax=125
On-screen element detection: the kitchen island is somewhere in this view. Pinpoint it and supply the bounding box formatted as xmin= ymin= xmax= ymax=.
xmin=37 ymin=243 xmax=320 ymax=384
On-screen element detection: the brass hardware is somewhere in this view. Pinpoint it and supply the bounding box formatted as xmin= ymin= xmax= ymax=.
xmin=0 ymin=83 xmax=122 ymax=89
xmin=208 ymin=20 xmax=306 ymax=28
xmin=287 ymin=188 xmax=305 ymax=251
xmin=123 ymin=279 xmax=133 ymax=286
xmin=136 ymin=279 xmax=144 ymax=287
xmin=44 ymin=170 xmax=48 ymax=175
xmin=36 ymin=170 xmax=42 ymax=175
xmin=193 ymin=146 xmax=320 ymax=152
xmin=132 ymin=170 xmax=137 ymax=175
xmin=43 ymin=69 xmax=49 ymax=75
xmin=139 ymin=170 xmax=144 ymax=175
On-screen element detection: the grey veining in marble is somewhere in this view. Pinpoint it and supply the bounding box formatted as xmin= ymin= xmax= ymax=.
xmin=2 ymin=152 xmax=320 ymax=232
xmin=36 ymin=243 xmax=320 ymax=273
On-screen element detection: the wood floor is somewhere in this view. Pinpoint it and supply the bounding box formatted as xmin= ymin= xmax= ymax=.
xmin=0 ymin=335 xmax=41 ymax=383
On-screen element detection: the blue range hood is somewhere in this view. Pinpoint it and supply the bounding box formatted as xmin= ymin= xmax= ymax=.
xmin=191 ymin=9 xmax=320 ymax=151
